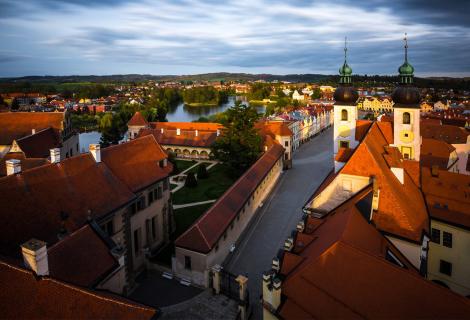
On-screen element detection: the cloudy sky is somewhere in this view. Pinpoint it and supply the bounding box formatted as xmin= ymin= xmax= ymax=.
xmin=0 ymin=0 xmax=469 ymax=77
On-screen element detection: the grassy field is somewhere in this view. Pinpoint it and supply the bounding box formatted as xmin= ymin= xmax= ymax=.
xmin=171 ymin=163 xmax=235 ymax=205
xmin=173 ymin=159 xmax=197 ymax=173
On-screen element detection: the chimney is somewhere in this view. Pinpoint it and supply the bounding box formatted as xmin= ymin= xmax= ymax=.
xmin=176 ymin=128 xmax=181 ymax=136
xmin=272 ymin=257 xmax=280 ymax=272
xmin=160 ymin=128 xmax=164 ymax=134
xmin=21 ymin=239 xmax=49 ymax=276
xmin=431 ymin=165 xmax=439 ymax=177
xmin=89 ymin=144 xmax=101 ymax=163
xmin=284 ymin=237 xmax=294 ymax=251
xmin=31 ymin=129 xmax=36 ymax=135
xmin=216 ymin=129 xmax=220 ymax=137
xmin=372 ymin=177 xmax=380 ymax=212
xmin=159 ymin=158 xmax=168 ymax=168
xmin=195 ymin=129 xmax=198 ymax=137
xmin=296 ymin=220 xmax=305 ymax=232
xmin=50 ymin=148 xmax=61 ymax=164
xmin=6 ymin=159 xmax=21 ymax=175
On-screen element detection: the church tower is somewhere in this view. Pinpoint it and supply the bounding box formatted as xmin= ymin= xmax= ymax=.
xmin=391 ymin=34 xmax=421 ymax=161
xmin=333 ymin=38 xmax=359 ymax=162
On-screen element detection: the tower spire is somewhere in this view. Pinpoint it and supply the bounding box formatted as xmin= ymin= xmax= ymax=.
xmin=339 ymin=37 xmax=352 ymax=84
xmin=398 ymin=33 xmax=414 ymax=84
xmin=404 ymin=33 xmax=408 ymax=62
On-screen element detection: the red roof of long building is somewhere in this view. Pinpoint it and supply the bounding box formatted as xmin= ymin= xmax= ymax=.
xmin=175 ymin=142 xmax=285 ymax=253
xmin=0 ymin=261 xmax=156 ymax=319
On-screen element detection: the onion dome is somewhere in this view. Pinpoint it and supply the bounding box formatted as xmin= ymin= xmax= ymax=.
xmin=335 ymin=37 xmax=358 ymax=105
xmin=392 ymin=33 xmax=420 ymax=107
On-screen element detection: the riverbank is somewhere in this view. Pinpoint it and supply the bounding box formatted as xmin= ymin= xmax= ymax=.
xmin=184 ymin=102 xmax=218 ymax=107
xmin=249 ymin=99 xmax=276 ymax=105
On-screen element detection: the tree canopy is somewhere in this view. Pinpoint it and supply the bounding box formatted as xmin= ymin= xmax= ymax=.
xmin=211 ymin=101 xmax=262 ymax=176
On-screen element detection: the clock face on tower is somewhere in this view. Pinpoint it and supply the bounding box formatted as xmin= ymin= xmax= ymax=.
xmin=399 ymin=130 xmax=414 ymax=143
xmin=338 ymin=125 xmax=351 ymax=137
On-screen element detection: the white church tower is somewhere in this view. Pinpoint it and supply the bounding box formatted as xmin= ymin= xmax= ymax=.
xmin=333 ymin=38 xmax=359 ymax=171
xmin=391 ymin=34 xmax=421 ymax=161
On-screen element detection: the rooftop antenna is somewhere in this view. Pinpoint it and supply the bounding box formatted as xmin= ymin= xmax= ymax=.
xmin=344 ymin=36 xmax=348 ymax=62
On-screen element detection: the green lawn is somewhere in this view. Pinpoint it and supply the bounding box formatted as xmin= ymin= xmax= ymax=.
xmin=151 ymin=202 xmax=214 ymax=266
xmin=187 ymin=162 xmax=213 ymax=174
xmin=171 ymin=163 xmax=236 ymax=205
xmin=173 ymin=160 xmax=197 ymax=173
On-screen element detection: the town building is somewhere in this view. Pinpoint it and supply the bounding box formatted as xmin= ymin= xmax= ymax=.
xmin=263 ymin=38 xmax=470 ymax=319
xmin=0 ymin=135 xmax=173 ymax=294
xmin=0 ymin=111 xmax=79 ymax=162
xmin=127 ymin=112 xmax=222 ymax=160
xmin=174 ymin=135 xmax=286 ymax=287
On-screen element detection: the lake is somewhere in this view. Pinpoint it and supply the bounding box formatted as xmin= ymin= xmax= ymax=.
xmin=166 ymin=95 xmax=265 ymax=122
xmin=79 ymin=96 xmax=266 ymax=152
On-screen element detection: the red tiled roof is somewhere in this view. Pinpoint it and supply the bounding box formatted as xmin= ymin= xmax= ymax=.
xmin=151 ymin=122 xmax=222 ymax=132
xmin=354 ymin=119 xmax=372 ymax=141
xmin=421 ymin=122 xmax=469 ymax=144
xmin=139 ymin=128 xmax=217 ymax=148
xmin=256 ymin=121 xmax=293 ymax=137
xmin=176 ymin=143 xmax=285 ymax=253
xmin=48 ymin=225 xmax=118 ymax=287
xmin=421 ymin=167 xmax=470 ymax=229
xmin=0 ymin=153 xmax=135 ymax=258
xmin=420 ymin=138 xmax=455 ymax=170
xmin=127 ymin=111 xmax=148 ymax=127
xmin=101 ymin=135 xmax=172 ymax=192
xmin=0 ymin=112 xmax=65 ymax=145
xmin=0 ymin=261 xmax=156 ymax=319
xmin=14 ymin=127 xmax=61 ymax=158
xmin=0 ymin=153 xmax=48 ymax=177
xmin=334 ymin=147 xmax=353 ymax=162
xmin=278 ymin=189 xmax=470 ymax=319
xmin=341 ymin=123 xmax=429 ymax=242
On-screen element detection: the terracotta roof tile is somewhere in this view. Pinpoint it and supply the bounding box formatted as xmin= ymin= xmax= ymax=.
xmin=139 ymin=128 xmax=217 ymax=148
xmin=421 ymin=167 xmax=470 ymax=229
xmin=354 ymin=120 xmax=372 ymax=141
xmin=335 ymin=147 xmax=354 ymax=162
xmin=341 ymin=123 xmax=428 ymax=242
xmin=0 ymin=153 xmax=48 ymax=177
xmin=0 ymin=261 xmax=156 ymax=319
xmin=176 ymin=143 xmax=285 ymax=253
xmin=0 ymin=153 xmax=135 ymax=258
xmin=0 ymin=112 xmax=65 ymax=145
xmin=420 ymin=138 xmax=456 ymax=170
xmin=151 ymin=122 xmax=222 ymax=132
xmin=127 ymin=111 xmax=148 ymax=127
xmin=421 ymin=122 xmax=469 ymax=144
xmin=48 ymin=225 xmax=118 ymax=287
xmin=15 ymin=127 xmax=61 ymax=158
xmin=278 ymin=190 xmax=470 ymax=319
xmin=256 ymin=121 xmax=293 ymax=137
xmin=101 ymin=135 xmax=172 ymax=192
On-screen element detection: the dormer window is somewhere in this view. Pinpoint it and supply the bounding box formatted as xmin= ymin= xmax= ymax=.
xmin=341 ymin=109 xmax=348 ymax=121
xmin=403 ymin=112 xmax=411 ymax=124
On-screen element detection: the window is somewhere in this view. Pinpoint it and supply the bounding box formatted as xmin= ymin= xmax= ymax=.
xmin=284 ymin=153 xmax=289 ymax=160
xmin=339 ymin=140 xmax=349 ymax=148
xmin=403 ymin=112 xmax=411 ymax=124
xmin=184 ymin=256 xmax=192 ymax=270
xmin=163 ymin=179 xmax=169 ymax=191
xmin=154 ymin=185 xmax=163 ymax=200
xmin=100 ymin=220 xmax=114 ymax=237
xmin=443 ymin=231 xmax=452 ymax=248
xmin=341 ymin=109 xmax=348 ymax=121
xmin=439 ymin=260 xmax=452 ymax=276
xmin=284 ymin=141 xmax=289 ymax=147
xmin=136 ymin=197 xmax=145 ymax=212
xmin=151 ymin=216 xmax=157 ymax=240
xmin=148 ymin=191 xmax=154 ymax=206
xmin=133 ymin=229 xmax=141 ymax=256
xmin=431 ymin=228 xmax=440 ymax=244
xmin=385 ymin=250 xmax=404 ymax=268
xmin=76 ymin=143 xmax=79 ymax=152
xmin=70 ymin=148 xmax=73 ymax=156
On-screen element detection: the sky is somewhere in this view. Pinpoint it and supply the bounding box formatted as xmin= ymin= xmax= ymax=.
xmin=0 ymin=0 xmax=469 ymax=77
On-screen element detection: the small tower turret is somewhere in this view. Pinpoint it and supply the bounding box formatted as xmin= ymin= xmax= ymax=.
xmin=391 ymin=34 xmax=421 ymax=161
xmin=333 ymin=37 xmax=359 ymax=172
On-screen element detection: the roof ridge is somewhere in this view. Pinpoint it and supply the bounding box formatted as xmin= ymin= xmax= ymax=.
xmin=16 ymin=126 xmax=54 ymax=141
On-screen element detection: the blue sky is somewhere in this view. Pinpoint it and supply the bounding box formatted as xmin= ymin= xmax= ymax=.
xmin=0 ymin=0 xmax=469 ymax=77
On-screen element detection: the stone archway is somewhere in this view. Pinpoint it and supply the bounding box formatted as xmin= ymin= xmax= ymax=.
xmin=191 ymin=150 xmax=199 ymax=159
xmin=200 ymin=150 xmax=209 ymax=159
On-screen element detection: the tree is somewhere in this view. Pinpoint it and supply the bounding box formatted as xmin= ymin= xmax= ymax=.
xmin=211 ymin=101 xmax=262 ymax=176
xmin=185 ymin=172 xmax=198 ymax=188
xmin=99 ymin=113 xmax=125 ymax=147
xmin=11 ymin=98 xmax=19 ymax=110
xmin=197 ymin=163 xmax=209 ymax=179
xmin=311 ymin=88 xmax=321 ymax=99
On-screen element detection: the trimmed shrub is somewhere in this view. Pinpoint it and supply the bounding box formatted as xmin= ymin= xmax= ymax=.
xmin=185 ymin=172 xmax=198 ymax=188
xmin=197 ymin=163 xmax=209 ymax=179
